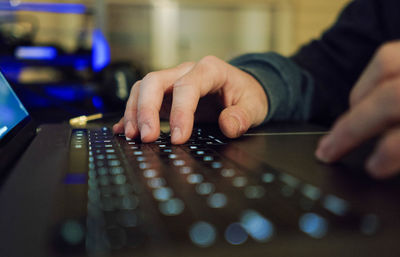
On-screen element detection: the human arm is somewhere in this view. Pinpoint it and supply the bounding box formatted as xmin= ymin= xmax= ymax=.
xmin=113 ymin=0 xmax=381 ymax=141
xmin=114 ymin=0 xmax=400 ymax=178
xmin=232 ymin=0 xmax=400 ymax=178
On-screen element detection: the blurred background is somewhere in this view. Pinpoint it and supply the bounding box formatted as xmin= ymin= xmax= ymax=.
xmin=0 ymin=0 xmax=349 ymax=123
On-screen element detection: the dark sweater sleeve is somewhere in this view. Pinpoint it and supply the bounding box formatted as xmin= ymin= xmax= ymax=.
xmin=229 ymin=52 xmax=315 ymax=122
xmin=230 ymin=0 xmax=398 ymax=126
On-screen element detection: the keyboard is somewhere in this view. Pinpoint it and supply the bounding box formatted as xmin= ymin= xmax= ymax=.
xmin=65 ymin=126 xmax=380 ymax=255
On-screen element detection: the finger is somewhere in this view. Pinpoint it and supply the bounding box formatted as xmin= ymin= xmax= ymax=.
xmin=218 ymin=71 xmax=268 ymax=138
xmin=112 ymin=117 xmax=125 ymax=134
xmin=123 ymin=80 xmax=141 ymax=139
xmin=316 ymin=79 xmax=400 ymax=163
xmin=169 ymin=56 xmax=228 ymax=144
xmin=350 ymin=41 xmax=400 ymax=107
xmin=137 ymin=63 xmax=195 ymax=142
xmin=366 ymin=127 xmax=400 ymax=179
xmin=218 ymin=105 xmax=252 ymax=138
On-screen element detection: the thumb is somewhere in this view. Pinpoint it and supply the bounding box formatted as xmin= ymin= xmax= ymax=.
xmin=218 ymin=105 xmax=252 ymax=138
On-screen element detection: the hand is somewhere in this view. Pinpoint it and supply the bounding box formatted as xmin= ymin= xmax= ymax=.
xmin=315 ymin=41 xmax=400 ymax=179
xmin=113 ymin=56 xmax=268 ymax=144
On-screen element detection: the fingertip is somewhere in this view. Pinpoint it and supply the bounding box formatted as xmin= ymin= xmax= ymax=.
xmin=219 ymin=114 xmax=241 ymax=138
xmin=112 ymin=118 xmax=125 ymax=134
xmin=315 ymin=150 xmax=332 ymax=164
xmin=139 ymin=122 xmax=160 ymax=143
xmin=169 ymin=110 xmax=194 ymax=144
xmin=314 ymin=134 xmax=343 ymax=164
xmin=170 ymin=126 xmax=180 ymax=143
xmin=171 ymin=126 xmax=190 ymax=144
xmin=124 ymin=121 xmax=133 ymax=138
xmin=315 ymin=141 xmax=333 ymax=164
xmin=124 ymin=120 xmax=140 ymax=139
xmin=366 ymin=166 xmax=390 ymax=180
xmin=218 ymin=107 xmax=250 ymax=138
xmin=139 ymin=123 xmax=151 ymax=142
xmin=112 ymin=123 xmax=123 ymax=134
xmin=365 ymin=154 xmax=394 ymax=180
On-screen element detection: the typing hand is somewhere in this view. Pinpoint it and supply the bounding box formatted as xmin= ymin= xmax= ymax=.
xmin=316 ymin=41 xmax=400 ymax=179
xmin=113 ymin=56 xmax=268 ymax=144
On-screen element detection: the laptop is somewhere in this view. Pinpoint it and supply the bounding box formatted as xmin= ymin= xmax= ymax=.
xmin=1 ymin=69 xmax=400 ymax=257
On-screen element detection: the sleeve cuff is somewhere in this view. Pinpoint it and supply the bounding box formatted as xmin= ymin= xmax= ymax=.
xmin=229 ymin=52 xmax=314 ymax=122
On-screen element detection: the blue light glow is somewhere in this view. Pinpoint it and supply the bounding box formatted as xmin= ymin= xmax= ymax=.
xmin=0 ymin=61 xmax=23 ymax=82
xmin=240 ymin=210 xmax=274 ymax=242
xmin=91 ymin=95 xmax=105 ymax=112
xmin=61 ymin=220 xmax=85 ymax=245
xmin=196 ymin=182 xmax=215 ymax=195
xmin=299 ymin=212 xmax=328 ymax=238
xmin=187 ymin=174 xmax=203 ymax=184
xmin=189 ymin=222 xmax=217 ymax=247
xmin=244 ymin=185 xmax=265 ymax=199
xmin=92 ymin=29 xmax=111 ymax=72
xmin=323 ymin=195 xmax=349 ymax=216
xmin=301 ymin=184 xmax=321 ymax=201
xmin=224 ymin=223 xmax=248 ymax=245
xmin=360 ymin=214 xmax=379 ymax=235
xmin=153 ymin=187 xmax=173 ymax=201
xmin=159 ymin=198 xmax=185 ymax=216
xmin=64 ymin=174 xmax=87 ymax=185
xmin=207 ymin=193 xmax=227 ymax=208
xmin=0 ymin=2 xmax=86 ymax=14
xmin=44 ymin=86 xmax=85 ymax=102
xmin=15 ymin=46 xmax=57 ymax=60
xmin=74 ymin=59 xmax=89 ymax=71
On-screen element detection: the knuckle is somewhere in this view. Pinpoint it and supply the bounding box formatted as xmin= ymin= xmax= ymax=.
xmin=130 ymin=80 xmax=141 ymax=93
xmin=197 ymin=55 xmax=226 ymax=83
xmin=170 ymin=107 xmax=194 ymax=124
xmin=142 ymin=71 xmax=161 ymax=85
xmin=199 ymin=55 xmax=220 ymax=66
xmin=170 ymin=108 xmax=185 ymax=119
xmin=136 ymin=107 xmax=153 ymax=123
xmin=173 ymin=79 xmax=192 ymax=89
xmin=124 ymin=103 xmax=137 ymax=117
xmin=178 ymin=61 xmax=195 ymax=69
xmin=172 ymin=75 xmax=198 ymax=91
xmin=172 ymin=80 xmax=200 ymax=101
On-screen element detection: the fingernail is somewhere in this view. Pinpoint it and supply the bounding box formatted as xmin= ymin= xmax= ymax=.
xmin=125 ymin=121 xmax=134 ymax=136
xmin=171 ymin=126 xmax=182 ymax=143
xmin=315 ymin=135 xmax=334 ymax=162
xmin=140 ymin=123 xmax=151 ymax=140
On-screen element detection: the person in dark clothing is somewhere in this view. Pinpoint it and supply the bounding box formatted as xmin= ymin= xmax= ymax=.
xmin=113 ymin=0 xmax=400 ymax=179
